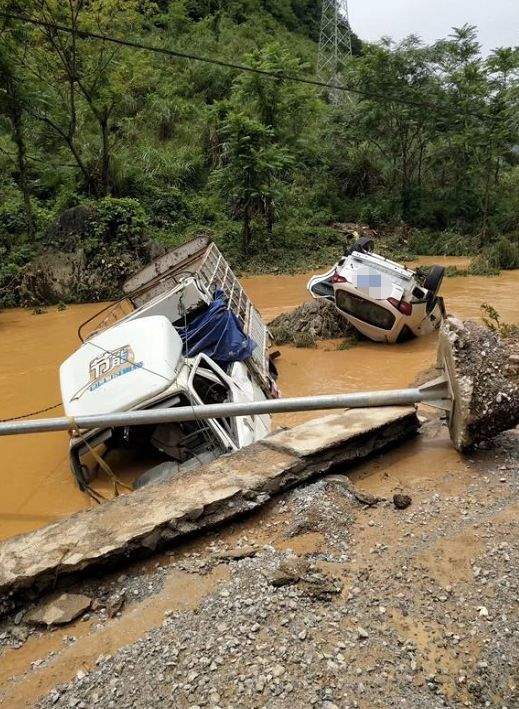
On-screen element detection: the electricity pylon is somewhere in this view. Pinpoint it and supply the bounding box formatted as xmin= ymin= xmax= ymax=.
xmin=317 ymin=0 xmax=353 ymax=104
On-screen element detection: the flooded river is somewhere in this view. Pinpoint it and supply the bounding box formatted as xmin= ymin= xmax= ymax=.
xmin=0 ymin=257 xmax=517 ymax=540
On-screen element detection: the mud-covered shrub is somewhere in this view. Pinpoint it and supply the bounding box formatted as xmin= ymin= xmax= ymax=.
xmin=480 ymin=303 xmax=519 ymax=338
xmin=294 ymin=332 xmax=316 ymax=348
xmin=467 ymin=256 xmax=500 ymax=276
xmin=467 ymin=236 xmax=519 ymax=276
xmin=68 ymin=197 xmax=153 ymax=301
xmin=269 ymin=299 xmax=353 ymax=345
xmin=0 ymin=243 xmax=36 ymax=307
xmin=407 ymin=229 xmax=477 ymax=256
xmin=0 ymin=194 xmax=40 ymax=307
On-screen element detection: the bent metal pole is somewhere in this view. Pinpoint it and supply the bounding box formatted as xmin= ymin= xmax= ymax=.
xmin=0 ymin=378 xmax=451 ymax=437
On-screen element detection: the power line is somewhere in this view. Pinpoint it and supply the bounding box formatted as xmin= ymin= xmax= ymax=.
xmin=0 ymin=10 xmax=491 ymax=122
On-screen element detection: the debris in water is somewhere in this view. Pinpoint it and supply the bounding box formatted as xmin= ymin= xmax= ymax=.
xmin=268 ymin=299 xmax=354 ymax=346
xmin=25 ymin=593 xmax=92 ymax=626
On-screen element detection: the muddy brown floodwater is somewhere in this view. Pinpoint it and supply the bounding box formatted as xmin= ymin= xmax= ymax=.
xmin=0 ymin=257 xmax=517 ymax=540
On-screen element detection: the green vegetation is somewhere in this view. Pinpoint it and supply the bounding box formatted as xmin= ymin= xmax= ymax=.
xmin=0 ymin=2 xmax=518 ymax=305
xmin=480 ymin=303 xmax=519 ymax=337
xmin=336 ymin=335 xmax=359 ymax=350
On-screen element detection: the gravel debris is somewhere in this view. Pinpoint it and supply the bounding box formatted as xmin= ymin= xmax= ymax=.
xmin=1 ymin=420 xmax=516 ymax=709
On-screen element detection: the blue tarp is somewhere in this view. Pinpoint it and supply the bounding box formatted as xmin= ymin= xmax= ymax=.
xmin=177 ymin=290 xmax=256 ymax=367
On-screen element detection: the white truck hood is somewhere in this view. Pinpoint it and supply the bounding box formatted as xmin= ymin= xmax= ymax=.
xmin=60 ymin=315 xmax=183 ymax=417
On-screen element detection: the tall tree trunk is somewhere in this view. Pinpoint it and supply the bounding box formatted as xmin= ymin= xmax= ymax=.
xmin=242 ymin=205 xmax=251 ymax=256
xmin=100 ymin=116 xmax=111 ymax=196
xmin=9 ymin=100 xmax=34 ymax=237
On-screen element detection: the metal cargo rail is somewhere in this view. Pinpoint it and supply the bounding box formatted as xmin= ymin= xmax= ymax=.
xmin=79 ymin=237 xmax=271 ymax=391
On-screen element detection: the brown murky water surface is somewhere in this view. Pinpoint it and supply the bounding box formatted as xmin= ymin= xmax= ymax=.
xmin=0 ymin=257 xmax=517 ymax=540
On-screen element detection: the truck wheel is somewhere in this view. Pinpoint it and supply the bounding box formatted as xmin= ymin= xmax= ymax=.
xmin=423 ymin=265 xmax=445 ymax=296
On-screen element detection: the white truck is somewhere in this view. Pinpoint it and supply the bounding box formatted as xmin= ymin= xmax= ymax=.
xmin=59 ymin=236 xmax=278 ymax=492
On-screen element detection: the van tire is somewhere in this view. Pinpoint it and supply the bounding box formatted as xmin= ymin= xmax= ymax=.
xmin=423 ymin=265 xmax=445 ymax=296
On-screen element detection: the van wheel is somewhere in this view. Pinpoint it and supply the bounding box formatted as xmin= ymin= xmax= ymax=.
xmin=423 ymin=265 xmax=445 ymax=296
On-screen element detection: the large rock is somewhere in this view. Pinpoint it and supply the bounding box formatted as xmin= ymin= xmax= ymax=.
xmin=438 ymin=317 xmax=519 ymax=450
xmin=19 ymin=204 xmax=166 ymax=305
xmin=0 ymin=407 xmax=418 ymax=613
xmin=25 ymin=592 xmax=91 ymax=626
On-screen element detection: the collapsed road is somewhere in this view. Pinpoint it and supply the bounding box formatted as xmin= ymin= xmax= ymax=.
xmin=0 ymin=415 xmax=517 ymax=708
xmin=0 ymin=316 xmax=517 ymax=610
xmin=0 ymin=406 xmax=420 ymax=613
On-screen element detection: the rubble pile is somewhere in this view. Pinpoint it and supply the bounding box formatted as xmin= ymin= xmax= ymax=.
xmin=31 ymin=438 xmax=519 ymax=709
xmin=269 ymin=299 xmax=354 ymax=346
xmin=439 ymin=317 xmax=519 ymax=449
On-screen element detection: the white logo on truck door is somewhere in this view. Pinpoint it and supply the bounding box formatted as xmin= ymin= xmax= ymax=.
xmin=88 ymin=345 xmax=143 ymax=392
xmin=71 ymin=345 xmax=143 ymax=401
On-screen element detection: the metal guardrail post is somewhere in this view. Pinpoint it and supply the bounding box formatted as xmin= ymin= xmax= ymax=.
xmin=0 ymin=379 xmax=450 ymax=437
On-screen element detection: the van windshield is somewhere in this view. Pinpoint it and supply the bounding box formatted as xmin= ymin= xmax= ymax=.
xmin=336 ymin=291 xmax=396 ymax=330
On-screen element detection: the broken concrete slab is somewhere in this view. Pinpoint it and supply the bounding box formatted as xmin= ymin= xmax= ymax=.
xmin=265 ymin=406 xmax=416 ymax=459
xmin=0 ymin=406 xmax=418 ymax=613
xmin=439 ymin=317 xmax=519 ymax=450
xmin=25 ymin=593 xmax=91 ymax=626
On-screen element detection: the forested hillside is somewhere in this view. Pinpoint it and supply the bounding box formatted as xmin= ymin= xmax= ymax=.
xmin=0 ymin=1 xmax=518 ymax=305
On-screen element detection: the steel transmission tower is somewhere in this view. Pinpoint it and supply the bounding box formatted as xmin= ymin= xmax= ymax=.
xmin=317 ymin=0 xmax=353 ymax=103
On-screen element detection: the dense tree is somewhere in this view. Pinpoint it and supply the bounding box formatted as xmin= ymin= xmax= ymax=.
xmin=0 ymin=40 xmax=34 ymax=234
xmin=0 ymin=1 xmax=517 ymax=305
xmin=214 ymin=112 xmax=292 ymax=253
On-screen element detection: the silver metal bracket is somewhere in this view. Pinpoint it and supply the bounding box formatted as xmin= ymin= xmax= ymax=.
xmin=418 ymin=373 xmax=453 ymax=413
